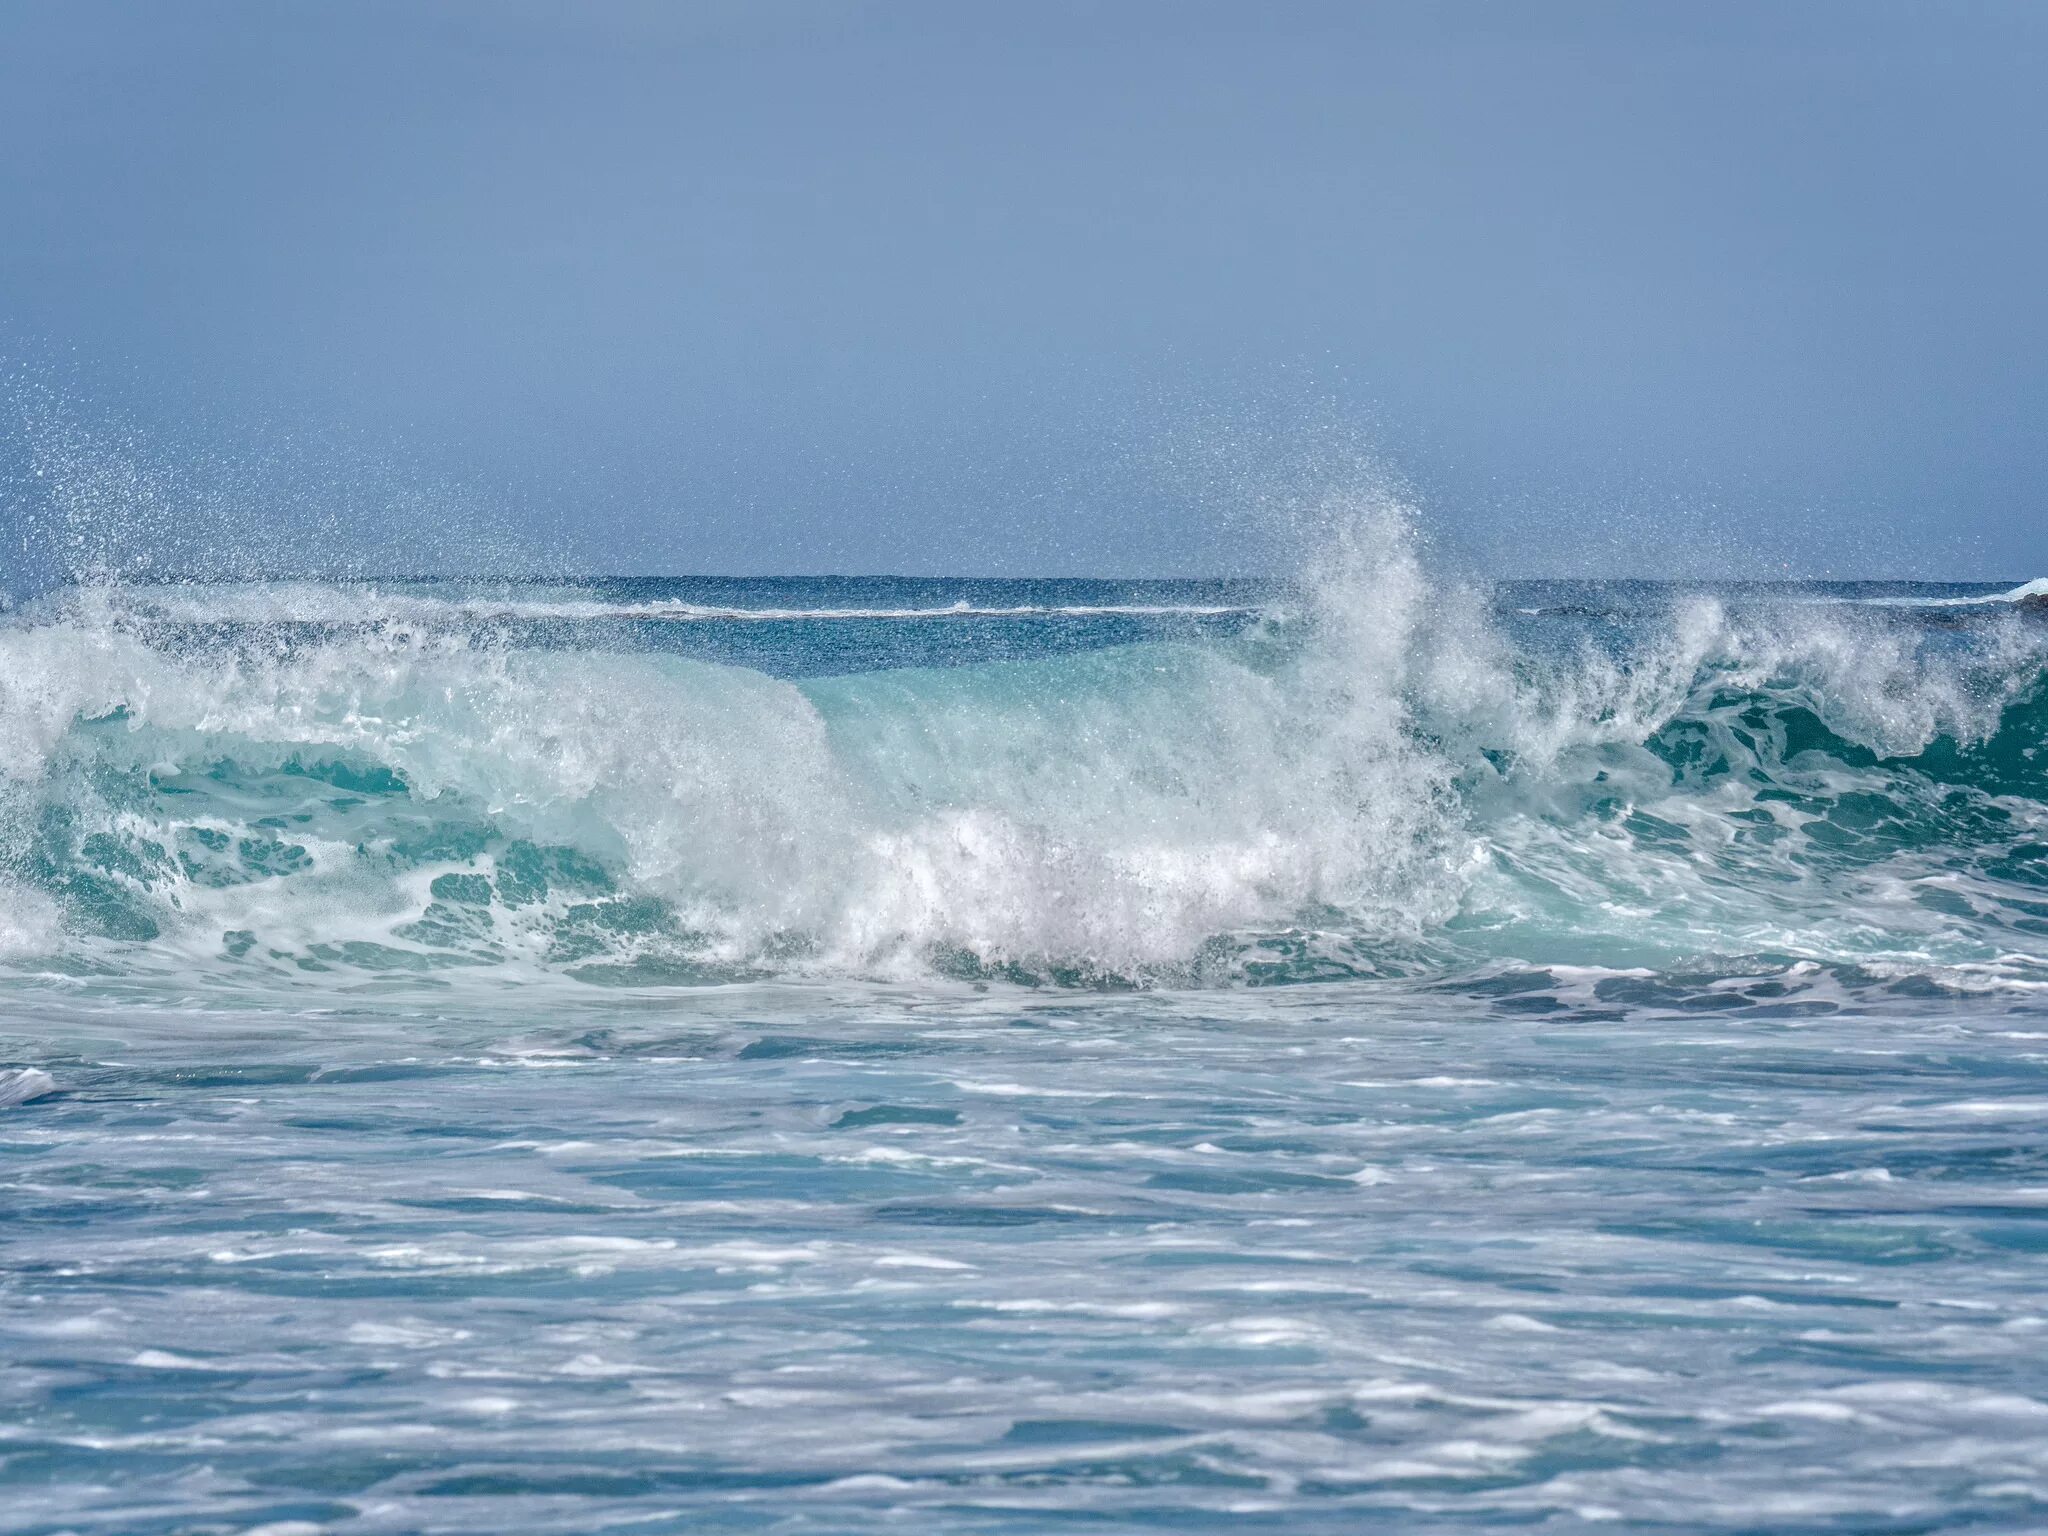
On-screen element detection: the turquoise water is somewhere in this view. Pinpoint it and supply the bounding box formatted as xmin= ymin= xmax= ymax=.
xmin=5 ymin=542 xmax=2048 ymax=1532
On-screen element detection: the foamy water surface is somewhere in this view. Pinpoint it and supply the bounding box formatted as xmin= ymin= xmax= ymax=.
xmin=5 ymin=539 xmax=2048 ymax=1532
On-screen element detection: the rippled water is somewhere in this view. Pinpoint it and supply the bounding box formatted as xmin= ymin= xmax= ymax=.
xmin=9 ymin=976 xmax=2048 ymax=1533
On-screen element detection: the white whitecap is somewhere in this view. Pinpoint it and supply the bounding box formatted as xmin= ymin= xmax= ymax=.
xmin=0 ymin=1069 xmax=55 ymax=1109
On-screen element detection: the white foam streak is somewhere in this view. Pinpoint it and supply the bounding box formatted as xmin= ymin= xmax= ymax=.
xmin=51 ymin=583 xmax=1260 ymax=627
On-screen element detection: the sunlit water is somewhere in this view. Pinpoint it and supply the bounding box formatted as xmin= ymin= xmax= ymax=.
xmin=5 ymin=549 xmax=2048 ymax=1532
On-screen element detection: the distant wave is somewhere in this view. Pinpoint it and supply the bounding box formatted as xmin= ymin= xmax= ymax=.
xmin=1827 ymin=577 xmax=2048 ymax=610
xmin=47 ymin=584 xmax=1263 ymax=628
xmin=599 ymin=600 xmax=1263 ymax=622
xmin=1510 ymin=580 xmax=2048 ymax=619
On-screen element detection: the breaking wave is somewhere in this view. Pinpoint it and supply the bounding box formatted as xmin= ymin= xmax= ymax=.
xmin=1 ymin=511 xmax=2044 ymax=991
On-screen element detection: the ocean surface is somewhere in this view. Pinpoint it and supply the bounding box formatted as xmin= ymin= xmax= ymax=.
xmin=6 ymin=535 xmax=2048 ymax=1533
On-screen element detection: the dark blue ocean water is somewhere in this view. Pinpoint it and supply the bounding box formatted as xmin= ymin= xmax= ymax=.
xmin=4 ymin=552 xmax=2048 ymax=1533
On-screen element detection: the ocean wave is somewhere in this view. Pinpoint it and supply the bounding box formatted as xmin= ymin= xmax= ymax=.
xmin=2 ymin=517 xmax=2044 ymax=990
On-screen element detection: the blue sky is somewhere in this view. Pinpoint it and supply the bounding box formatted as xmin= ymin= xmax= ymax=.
xmin=3 ymin=0 xmax=2044 ymax=578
